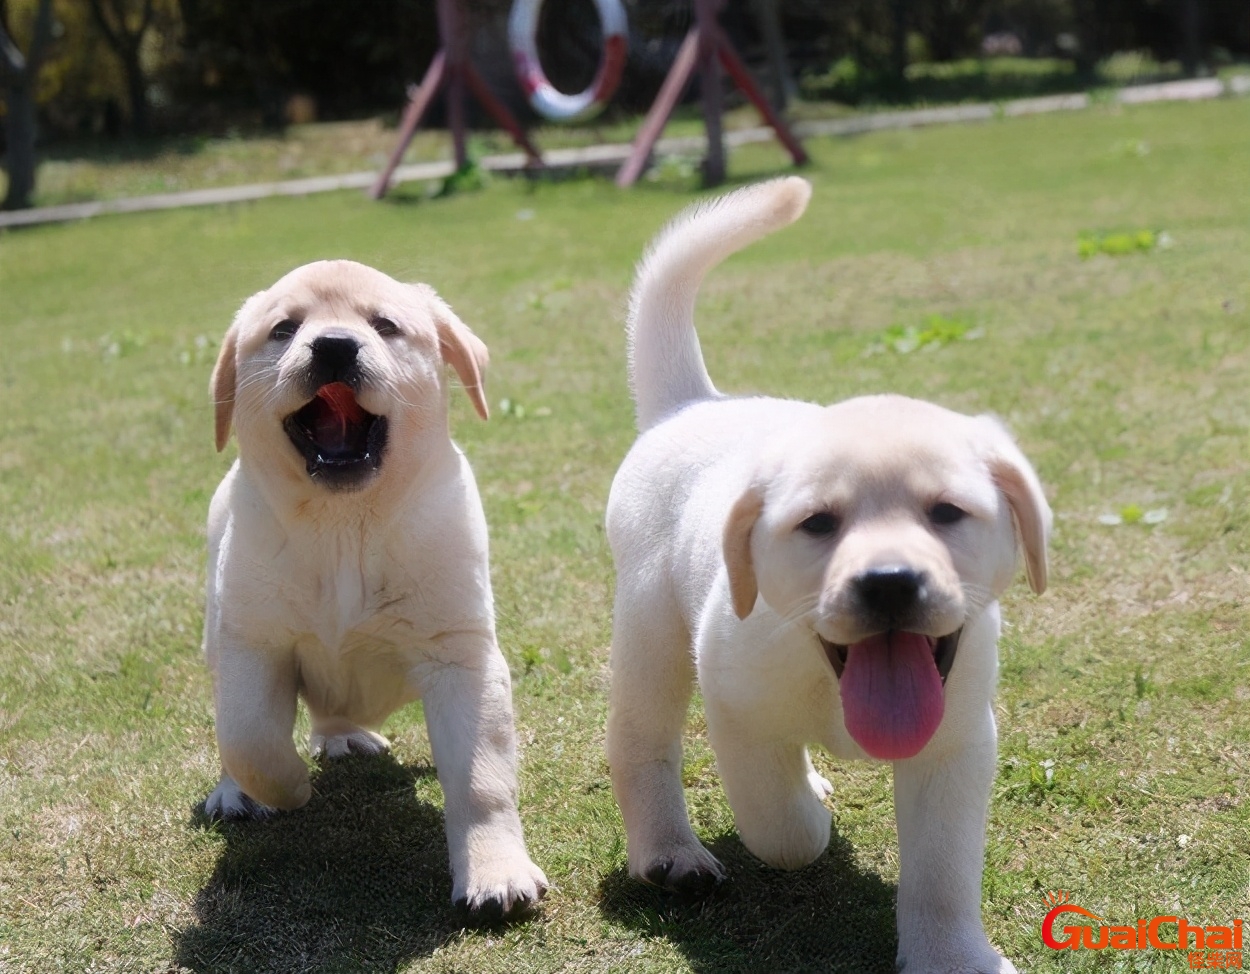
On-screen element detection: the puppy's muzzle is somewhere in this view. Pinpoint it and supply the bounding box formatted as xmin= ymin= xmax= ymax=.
xmin=820 ymin=629 xmax=960 ymax=685
xmin=308 ymin=333 xmax=363 ymax=389
xmin=283 ymin=332 xmax=388 ymax=491
xmin=854 ymin=565 xmax=926 ymax=629
xmin=822 ymin=566 xmax=961 ymax=686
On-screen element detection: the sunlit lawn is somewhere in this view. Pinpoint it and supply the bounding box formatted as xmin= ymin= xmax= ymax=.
xmin=1 ymin=96 xmax=1247 ymax=973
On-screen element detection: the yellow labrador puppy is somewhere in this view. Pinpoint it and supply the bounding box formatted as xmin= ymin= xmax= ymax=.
xmin=606 ymin=179 xmax=1049 ymax=973
xmin=204 ymin=260 xmax=547 ymax=920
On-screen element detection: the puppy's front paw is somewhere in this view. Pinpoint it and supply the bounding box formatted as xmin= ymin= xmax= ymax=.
xmin=454 ymin=851 xmax=548 ymax=923
xmin=310 ymin=726 xmax=390 ymax=760
xmin=897 ymin=938 xmax=1017 ymax=974
xmin=807 ymin=768 xmax=833 ymax=799
xmin=634 ymin=844 xmax=727 ymax=898
xmin=204 ymin=775 xmax=278 ymax=821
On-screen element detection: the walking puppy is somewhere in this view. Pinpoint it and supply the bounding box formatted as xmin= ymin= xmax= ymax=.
xmin=204 ymin=260 xmax=546 ymax=919
xmin=606 ymin=179 xmax=1049 ymax=972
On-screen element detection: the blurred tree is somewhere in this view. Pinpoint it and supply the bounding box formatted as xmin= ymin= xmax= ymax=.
xmin=176 ymin=0 xmax=436 ymax=128
xmin=1 ymin=0 xmax=1244 ymax=147
xmin=0 ymin=0 xmax=53 ymax=209
xmin=86 ymin=0 xmax=156 ymax=133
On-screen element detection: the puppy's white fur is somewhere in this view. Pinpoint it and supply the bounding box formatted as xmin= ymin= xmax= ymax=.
xmin=606 ymin=179 xmax=1050 ymax=973
xmin=204 ymin=260 xmax=546 ymax=918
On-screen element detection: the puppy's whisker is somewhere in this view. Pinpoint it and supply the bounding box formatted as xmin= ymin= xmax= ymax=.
xmin=233 ymin=370 xmax=282 ymax=401
xmin=770 ymin=594 xmax=821 ymax=638
xmin=959 ymin=582 xmax=995 ymax=617
xmin=377 ymin=383 xmax=420 ymax=410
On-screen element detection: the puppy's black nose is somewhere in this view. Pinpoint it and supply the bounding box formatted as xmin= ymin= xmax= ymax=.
xmin=854 ymin=566 xmax=926 ymax=619
xmin=310 ymin=334 xmax=359 ymax=379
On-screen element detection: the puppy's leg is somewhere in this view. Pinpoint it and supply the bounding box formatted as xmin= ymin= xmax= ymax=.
xmin=204 ymin=637 xmax=310 ymax=820
xmin=607 ymin=596 xmax=726 ymax=895
xmin=707 ymin=708 xmax=831 ymax=870
xmin=418 ymin=634 xmax=547 ymax=921
xmin=805 ymin=751 xmax=833 ymax=799
xmin=308 ymin=714 xmax=390 ymax=760
xmin=204 ymin=774 xmax=279 ymax=821
xmin=893 ymin=707 xmax=1015 ymax=974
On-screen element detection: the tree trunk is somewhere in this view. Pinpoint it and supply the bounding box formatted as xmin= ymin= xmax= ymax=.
xmin=0 ymin=0 xmax=54 ymax=210
xmin=892 ymin=0 xmax=909 ymax=83
xmin=2 ymin=76 xmax=38 ymax=209
xmin=86 ymin=0 xmax=155 ymax=135
xmin=121 ymin=48 xmax=149 ymax=135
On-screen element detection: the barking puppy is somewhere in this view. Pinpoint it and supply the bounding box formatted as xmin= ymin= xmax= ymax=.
xmin=204 ymin=260 xmax=547 ymax=919
xmin=605 ymin=180 xmax=1049 ymax=973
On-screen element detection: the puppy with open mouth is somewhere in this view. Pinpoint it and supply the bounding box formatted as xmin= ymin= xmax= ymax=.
xmin=606 ymin=179 xmax=1050 ymax=972
xmin=204 ymin=259 xmax=547 ymax=920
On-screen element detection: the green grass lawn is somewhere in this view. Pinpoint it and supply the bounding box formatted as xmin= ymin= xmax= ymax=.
xmin=1 ymin=97 xmax=1248 ymax=973
xmin=13 ymin=102 xmax=842 ymax=209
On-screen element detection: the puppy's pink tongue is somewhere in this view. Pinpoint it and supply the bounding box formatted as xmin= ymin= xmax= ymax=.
xmin=317 ymin=382 xmax=365 ymax=421
xmin=839 ymin=631 xmax=944 ymax=760
xmin=314 ymin=382 xmax=365 ymax=445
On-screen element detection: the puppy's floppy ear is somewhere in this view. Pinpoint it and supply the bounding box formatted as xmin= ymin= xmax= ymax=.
xmin=211 ymin=291 xmax=266 ymax=451
xmin=723 ymin=486 xmax=764 ymax=619
xmin=424 ymin=290 xmax=489 ymax=421
xmin=211 ymin=323 xmax=239 ymax=452
xmin=979 ymin=418 xmax=1052 ymax=594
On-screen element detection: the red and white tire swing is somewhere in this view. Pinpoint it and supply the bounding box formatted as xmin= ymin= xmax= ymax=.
xmin=508 ymin=0 xmax=628 ymax=122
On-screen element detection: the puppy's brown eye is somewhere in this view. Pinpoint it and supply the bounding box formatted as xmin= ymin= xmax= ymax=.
xmin=798 ymin=512 xmax=839 ymax=537
xmin=370 ymin=315 xmax=400 ymax=337
xmin=270 ymin=319 xmax=299 ymax=342
xmin=929 ymin=502 xmax=967 ymax=526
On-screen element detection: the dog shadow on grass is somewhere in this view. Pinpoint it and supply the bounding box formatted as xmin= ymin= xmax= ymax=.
xmin=598 ymin=828 xmax=899 ymax=974
xmin=173 ymin=754 xmax=477 ymax=974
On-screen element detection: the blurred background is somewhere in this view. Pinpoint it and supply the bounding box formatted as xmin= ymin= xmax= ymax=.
xmin=2 ymin=0 xmax=1249 ymax=210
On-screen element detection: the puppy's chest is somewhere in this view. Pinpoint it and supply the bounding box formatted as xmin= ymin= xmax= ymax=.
xmin=283 ymin=550 xmax=413 ymax=651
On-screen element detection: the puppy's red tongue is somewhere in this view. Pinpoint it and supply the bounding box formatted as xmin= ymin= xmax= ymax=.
xmin=839 ymin=632 xmax=944 ymax=760
xmin=314 ymin=382 xmax=365 ymax=445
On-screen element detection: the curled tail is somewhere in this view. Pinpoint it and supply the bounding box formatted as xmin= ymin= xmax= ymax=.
xmin=626 ymin=176 xmax=812 ymax=432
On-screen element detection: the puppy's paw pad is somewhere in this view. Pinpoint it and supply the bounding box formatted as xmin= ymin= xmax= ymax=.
xmin=203 ymin=778 xmax=277 ymax=822
xmin=455 ymin=856 xmax=548 ymax=924
xmin=638 ymin=848 xmax=726 ymax=898
xmin=807 ymin=770 xmax=833 ymax=799
xmin=311 ymin=728 xmax=390 ymax=760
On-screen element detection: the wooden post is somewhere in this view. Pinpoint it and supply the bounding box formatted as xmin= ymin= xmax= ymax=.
xmin=442 ymin=0 xmax=468 ymax=170
xmin=696 ymin=0 xmax=726 ymax=186
xmin=614 ymin=30 xmax=699 ymax=188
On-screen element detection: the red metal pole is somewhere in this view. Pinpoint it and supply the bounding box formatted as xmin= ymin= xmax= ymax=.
xmin=615 ymin=28 xmax=700 ymax=188
xmin=368 ymin=53 xmax=447 ymax=200
xmin=617 ymin=0 xmax=806 ymax=188
xmin=370 ymin=0 xmax=544 ymax=199
xmin=463 ymin=62 xmax=543 ymax=166
xmin=715 ymin=26 xmax=808 ymax=165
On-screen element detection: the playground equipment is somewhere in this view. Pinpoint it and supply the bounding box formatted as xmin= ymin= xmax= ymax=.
xmin=368 ymin=0 xmax=542 ymax=200
xmin=509 ymin=0 xmax=628 ymax=123
xmin=615 ymin=0 xmax=806 ymax=187
xmin=369 ymin=0 xmax=805 ymax=197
